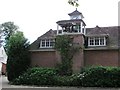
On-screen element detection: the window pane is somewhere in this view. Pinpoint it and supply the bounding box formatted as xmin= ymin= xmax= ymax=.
xmin=76 ymin=25 xmax=80 ymax=31
xmin=50 ymin=39 xmax=54 ymax=47
xmin=58 ymin=30 xmax=62 ymax=34
xmin=82 ymin=29 xmax=84 ymax=33
xmin=100 ymin=38 xmax=104 ymax=45
xmin=89 ymin=37 xmax=94 ymax=45
xmin=41 ymin=40 xmax=45 ymax=47
xmin=50 ymin=42 xmax=53 ymax=47
xmin=95 ymin=37 xmax=99 ymax=45
xmin=46 ymin=39 xmax=49 ymax=47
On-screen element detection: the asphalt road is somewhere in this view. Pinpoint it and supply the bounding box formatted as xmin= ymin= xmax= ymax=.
xmin=1 ymin=76 xmax=120 ymax=90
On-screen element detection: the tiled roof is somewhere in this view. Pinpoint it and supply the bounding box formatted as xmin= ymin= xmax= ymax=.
xmin=86 ymin=26 xmax=108 ymax=35
xmin=38 ymin=29 xmax=56 ymax=39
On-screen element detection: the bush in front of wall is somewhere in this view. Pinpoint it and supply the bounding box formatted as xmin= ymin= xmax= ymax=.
xmin=12 ymin=67 xmax=83 ymax=86
xmin=81 ymin=66 xmax=107 ymax=87
xmin=53 ymin=74 xmax=82 ymax=86
xmin=81 ymin=66 xmax=120 ymax=87
xmin=12 ymin=67 xmax=57 ymax=85
xmin=12 ymin=66 xmax=120 ymax=87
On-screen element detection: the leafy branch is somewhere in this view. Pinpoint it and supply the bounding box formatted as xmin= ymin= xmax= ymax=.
xmin=68 ymin=0 xmax=79 ymax=7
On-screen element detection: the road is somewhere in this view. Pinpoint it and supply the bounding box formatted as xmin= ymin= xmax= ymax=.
xmin=0 ymin=76 xmax=120 ymax=90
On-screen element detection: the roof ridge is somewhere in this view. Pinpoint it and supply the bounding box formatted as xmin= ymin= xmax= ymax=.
xmin=86 ymin=26 xmax=120 ymax=29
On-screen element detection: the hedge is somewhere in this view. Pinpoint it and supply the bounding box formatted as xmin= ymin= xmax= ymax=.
xmin=81 ymin=66 xmax=120 ymax=87
xmin=12 ymin=66 xmax=120 ymax=87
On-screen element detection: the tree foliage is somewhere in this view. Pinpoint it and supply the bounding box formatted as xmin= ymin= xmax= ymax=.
xmin=0 ymin=22 xmax=18 ymax=45
xmin=55 ymin=35 xmax=80 ymax=76
xmin=68 ymin=0 xmax=79 ymax=7
xmin=6 ymin=31 xmax=30 ymax=82
xmin=0 ymin=29 xmax=4 ymax=45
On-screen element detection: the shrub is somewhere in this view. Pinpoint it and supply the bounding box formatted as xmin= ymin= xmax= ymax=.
xmin=12 ymin=67 xmax=57 ymax=86
xmin=12 ymin=67 xmax=83 ymax=86
xmin=69 ymin=73 xmax=82 ymax=86
xmin=53 ymin=76 xmax=71 ymax=86
xmin=12 ymin=66 xmax=120 ymax=87
xmin=81 ymin=66 xmax=120 ymax=87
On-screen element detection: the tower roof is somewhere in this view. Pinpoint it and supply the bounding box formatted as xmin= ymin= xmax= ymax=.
xmin=68 ymin=8 xmax=82 ymax=16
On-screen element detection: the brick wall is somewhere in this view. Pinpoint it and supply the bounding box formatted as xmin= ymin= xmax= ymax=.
xmin=118 ymin=49 xmax=120 ymax=66
xmin=84 ymin=50 xmax=119 ymax=67
xmin=1 ymin=63 xmax=6 ymax=75
xmin=72 ymin=34 xmax=84 ymax=72
xmin=30 ymin=51 xmax=57 ymax=67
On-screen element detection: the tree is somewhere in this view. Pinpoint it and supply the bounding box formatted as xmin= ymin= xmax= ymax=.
xmin=55 ymin=35 xmax=80 ymax=76
xmin=6 ymin=31 xmax=30 ymax=81
xmin=68 ymin=0 xmax=79 ymax=7
xmin=0 ymin=29 xmax=4 ymax=45
xmin=0 ymin=22 xmax=18 ymax=43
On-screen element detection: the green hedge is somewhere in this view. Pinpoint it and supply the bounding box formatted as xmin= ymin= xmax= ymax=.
xmin=12 ymin=67 xmax=82 ymax=86
xmin=81 ymin=66 xmax=120 ymax=87
xmin=12 ymin=66 xmax=120 ymax=87
xmin=53 ymin=73 xmax=82 ymax=86
xmin=12 ymin=67 xmax=57 ymax=85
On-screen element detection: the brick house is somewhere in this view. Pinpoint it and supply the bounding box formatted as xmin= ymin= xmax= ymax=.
xmin=30 ymin=9 xmax=120 ymax=72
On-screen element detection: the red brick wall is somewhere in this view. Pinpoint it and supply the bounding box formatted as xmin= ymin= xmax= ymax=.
xmin=72 ymin=34 xmax=84 ymax=72
xmin=31 ymin=51 xmax=57 ymax=67
xmin=118 ymin=49 xmax=120 ymax=66
xmin=84 ymin=50 xmax=119 ymax=67
xmin=1 ymin=63 xmax=6 ymax=75
xmin=72 ymin=49 xmax=84 ymax=72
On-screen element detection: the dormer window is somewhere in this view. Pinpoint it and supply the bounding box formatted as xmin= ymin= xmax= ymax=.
xmin=40 ymin=39 xmax=55 ymax=48
xmin=88 ymin=37 xmax=106 ymax=47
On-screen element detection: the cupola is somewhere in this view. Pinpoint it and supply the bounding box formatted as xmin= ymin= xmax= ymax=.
xmin=56 ymin=9 xmax=86 ymax=35
xmin=68 ymin=8 xmax=84 ymax=20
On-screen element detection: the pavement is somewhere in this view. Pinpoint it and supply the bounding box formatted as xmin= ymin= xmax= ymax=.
xmin=0 ymin=75 xmax=120 ymax=90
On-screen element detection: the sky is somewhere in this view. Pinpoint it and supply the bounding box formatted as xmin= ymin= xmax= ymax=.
xmin=0 ymin=0 xmax=119 ymax=43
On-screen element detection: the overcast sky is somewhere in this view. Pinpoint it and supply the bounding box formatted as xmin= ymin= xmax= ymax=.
xmin=0 ymin=0 xmax=119 ymax=43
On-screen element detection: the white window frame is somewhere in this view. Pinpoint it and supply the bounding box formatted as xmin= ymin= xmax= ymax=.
xmin=88 ymin=37 xmax=106 ymax=47
xmin=40 ymin=39 xmax=55 ymax=48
